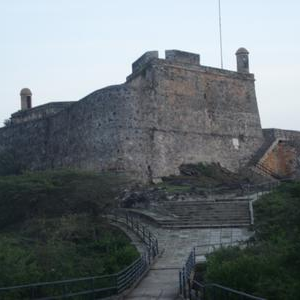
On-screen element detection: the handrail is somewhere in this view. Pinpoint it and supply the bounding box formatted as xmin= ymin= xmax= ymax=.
xmin=191 ymin=281 xmax=267 ymax=300
xmin=164 ymin=178 xmax=290 ymax=199
xmin=108 ymin=209 xmax=159 ymax=262
xmin=179 ymin=247 xmax=196 ymax=298
xmin=246 ymin=178 xmax=292 ymax=226
xmin=241 ymin=179 xmax=287 ymax=195
xmin=0 ymin=254 xmax=147 ymax=299
xmin=194 ymin=240 xmax=249 ymax=255
xmin=255 ymin=162 xmax=282 ymax=179
xmin=0 ymin=212 xmax=158 ymax=299
xmin=0 ymin=273 xmax=115 ymax=291
xmin=179 ymin=247 xmax=267 ymax=299
xmin=179 ymin=240 xmax=254 ymax=299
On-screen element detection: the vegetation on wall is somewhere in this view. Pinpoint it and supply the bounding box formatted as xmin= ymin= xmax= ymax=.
xmin=203 ymin=182 xmax=300 ymax=300
xmin=160 ymin=162 xmax=265 ymax=194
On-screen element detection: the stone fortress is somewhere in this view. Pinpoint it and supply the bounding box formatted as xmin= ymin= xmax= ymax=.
xmin=1 ymin=48 xmax=300 ymax=182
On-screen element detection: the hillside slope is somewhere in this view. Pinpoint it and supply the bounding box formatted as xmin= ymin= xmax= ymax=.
xmin=0 ymin=170 xmax=138 ymax=287
xmin=203 ymin=182 xmax=300 ymax=300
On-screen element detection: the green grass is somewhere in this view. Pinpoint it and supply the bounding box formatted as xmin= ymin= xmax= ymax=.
xmin=0 ymin=169 xmax=129 ymax=229
xmin=0 ymin=170 xmax=138 ymax=289
xmin=157 ymin=182 xmax=192 ymax=193
xmin=0 ymin=217 xmax=138 ymax=286
xmin=160 ymin=163 xmax=257 ymax=194
xmin=203 ymin=182 xmax=300 ymax=300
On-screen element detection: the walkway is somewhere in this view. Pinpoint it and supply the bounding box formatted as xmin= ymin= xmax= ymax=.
xmin=125 ymin=225 xmax=251 ymax=299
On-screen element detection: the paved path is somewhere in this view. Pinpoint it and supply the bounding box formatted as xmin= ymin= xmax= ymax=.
xmin=125 ymin=225 xmax=251 ymax=299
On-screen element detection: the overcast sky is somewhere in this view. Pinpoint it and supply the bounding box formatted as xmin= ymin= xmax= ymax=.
xmin=1 ymin=0 xmax=299 ymax=130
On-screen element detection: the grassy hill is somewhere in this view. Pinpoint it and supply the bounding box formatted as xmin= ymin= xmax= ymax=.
xmin=0 ymin=170 xmax=138 ymax=287
xmin=203 ymin=182 xmax=300 ymax=300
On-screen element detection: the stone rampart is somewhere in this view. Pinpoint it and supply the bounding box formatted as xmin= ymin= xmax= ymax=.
xmin=0 ymin=49 xmax=266 ymax=182
xmin=11 ymin=102 xmax=74 ymax=125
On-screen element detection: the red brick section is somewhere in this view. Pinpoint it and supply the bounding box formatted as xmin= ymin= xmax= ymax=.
xmin=260 ymin=141 xmax=297 ymax=177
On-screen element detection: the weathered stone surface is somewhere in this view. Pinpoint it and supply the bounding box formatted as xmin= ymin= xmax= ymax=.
xmin=11 ymin=102 xmax=74 ymax=124
xmin=236 ymin=47 xmax=250 ymax=73
xmin=256 ymin=128 xmax=300 ymax=178
xmin=165 ymin=49 xmax=200 ymax=65
xmin=132 ymin=51 xmax=159 ymax=73
xmin=0 ymin=50 xmax=267 ymax=182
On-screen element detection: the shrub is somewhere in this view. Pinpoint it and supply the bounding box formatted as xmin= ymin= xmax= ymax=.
xmin=203 ymin=181 xmax=300 ymax=300
xmin=0 ymin=170 xmax=129 ymax=229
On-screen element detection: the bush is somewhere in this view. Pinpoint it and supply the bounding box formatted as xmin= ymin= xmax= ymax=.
xmin=0 ymin=170 xmax=138 ymax=290
xmin=0 ymin=216 xmax=139 ymax=287
xmin=203 ymin=181 xmax=300 ymax=300
xmin=0 ymin=170 xmax=129 ymax=229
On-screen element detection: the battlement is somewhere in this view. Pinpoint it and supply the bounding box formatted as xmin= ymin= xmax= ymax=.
xmin=132 ymin=51 xmax=159 ymax=73
xmin=130 ymin=49 xmax=200 ymax=75
xmin=165 ymin=49 xmax=200 ymax=65
xmin=127 ymin=48 xmax=252 ymax=82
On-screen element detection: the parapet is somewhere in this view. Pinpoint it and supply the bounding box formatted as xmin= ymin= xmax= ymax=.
xmin=132 ymin=51 xmax=159 ymax=73
xmin=127 ymin=48 xmax=253 ymax=82
xmin=165 ymin=50 xmax=200 ymax=65
xmin=10 ymin=101 xmax=74 ymax=125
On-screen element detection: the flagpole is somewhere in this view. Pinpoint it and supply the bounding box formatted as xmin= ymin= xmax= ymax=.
xmin=218 ymin=0 xmax=224 ymax=69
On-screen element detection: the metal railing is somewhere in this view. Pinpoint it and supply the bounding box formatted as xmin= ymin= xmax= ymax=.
xmin=0 ymin=254 xmax=148 ymax=299
xmin=246 ymin=178 xmax=293 ymax=226
xmin=193 ymin=240 xmax=249 ymax=257
xmin=179 ymin=247 xmax=267 ymax=300
xmin=255 ymin=163 xmax=282 ymax=179
xmin=0 ymin=213 xmax=159 ymax=300
xmin=243 ymin=180 xmax=281 ymax=196
xmin=108 ymin=210 xmax=159 ymax=263
xmin=179 ymin=241 xmax=253 ymax=300
xmin=179 ymin=247 xmax=196 ymax=299
xmin=190 ymin=281 xmax=267 ymax=300
xmin=175 ymin=178 xmax=289 ymax=199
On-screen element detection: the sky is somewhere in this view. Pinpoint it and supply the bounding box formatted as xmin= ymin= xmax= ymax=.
xmin=1 ymin=0 xmax=299 ymax=130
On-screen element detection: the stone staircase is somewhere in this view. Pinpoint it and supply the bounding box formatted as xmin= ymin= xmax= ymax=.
xmin=127 ymin=199 xmax=251 ymax=229
xmin=120 ymin=193 xmax=255 ymax=299
xmin=158 ymin=200 xmax=250 ymax=228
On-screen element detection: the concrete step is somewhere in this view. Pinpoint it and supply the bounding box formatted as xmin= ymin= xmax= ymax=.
xmin=157 ymin=218 xmax=250 ymax=223
xmin=158 ymin=200 xmax=251 ymax=227
xmin=160 ymin=223 xmax=250 ymax=229
xmin=165 ymin=209 xmax=248 ymax=213
xmin=124 ymin=198 xmax=251 ymax=228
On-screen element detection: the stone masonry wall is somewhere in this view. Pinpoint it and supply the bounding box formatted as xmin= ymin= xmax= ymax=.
xmin=10 ymin=102 xmax=74 ymax=125
xmin=125 ymin=55 xmax=264 ymax=180
xmin=0 ymin=85 xmax=141 ymax=177
xmin=0 ymin=50 xmax=265 ymax=182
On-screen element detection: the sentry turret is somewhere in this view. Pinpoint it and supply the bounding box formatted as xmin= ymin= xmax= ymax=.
xmin=20 ymin=88 xmax=32 ymax=110
xmin=236 ymin=47 xmax=249 ymax=73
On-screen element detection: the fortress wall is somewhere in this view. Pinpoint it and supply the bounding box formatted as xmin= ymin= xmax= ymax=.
xmin=0 ymin=50 xmax=266 ymax=182
xmin=0 ymin=117 xmax=50 ymax=170
xmin=45 ymin=85 xmax=134 ymax=171
xmin=11 ymin=102 xmax=74 ymax=125
xmin=125 ymin=58 xmax=264 ymax=179
xmin=263 ymin=128 xmax=300 ymax=142
xmin=0 ymin=85 xmax=140 ymax=176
